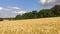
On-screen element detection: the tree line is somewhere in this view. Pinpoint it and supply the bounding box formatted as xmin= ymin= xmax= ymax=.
xmin=0 ymin=4 xmax=60 ymax=21
xmin=15 ymin=5 xmax=60 ymax=20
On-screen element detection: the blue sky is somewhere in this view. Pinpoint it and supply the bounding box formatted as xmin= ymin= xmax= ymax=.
xmin=0 ymin=0 xmax=60 ymax=18
xmin=0 ymin=0 xmax=43 ymax=11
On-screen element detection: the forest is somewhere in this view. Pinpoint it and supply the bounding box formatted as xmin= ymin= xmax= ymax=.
xmin=0 ymin=4 xmax=60 ymax=20
xmin=15 ymin=5 xmax=60 ymax=20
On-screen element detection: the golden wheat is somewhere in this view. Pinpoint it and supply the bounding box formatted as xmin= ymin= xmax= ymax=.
xmin=0 ymin=17 xmax=60 ymax=34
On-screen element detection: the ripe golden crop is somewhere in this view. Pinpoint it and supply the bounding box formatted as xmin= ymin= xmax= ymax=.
xmin=0 ymin=17 xmax=60 ymax=34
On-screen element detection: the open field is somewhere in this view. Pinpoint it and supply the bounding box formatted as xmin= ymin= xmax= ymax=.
xmin=0 ymin=17 xmax=60 ymax=34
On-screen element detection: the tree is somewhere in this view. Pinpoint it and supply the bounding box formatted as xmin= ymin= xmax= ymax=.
xmin=15 ymin=15 xmax=22 ymax=20
xmin=15 ymin=4 xmax=60 ymax=20
xmin=21 ymin=12 xmax=32 ymax=19
xmin=38 ymin=9 xmax=54 ymax=18
xmin=22 ymin=12 xmax=34 ymax=19
xmin=51 ymin=5 xmax=60 ymax=16
xmin=15 ymin=10 xmax=38 ymax=19
xmin=0 ymin=18 xmax=3 ymax=21
xmin=31 ymin=10 xmax=38 ymax=18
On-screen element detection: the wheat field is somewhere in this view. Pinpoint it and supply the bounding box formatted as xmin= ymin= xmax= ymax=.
xmin=0 ymin=17 xmax=60 ymax=34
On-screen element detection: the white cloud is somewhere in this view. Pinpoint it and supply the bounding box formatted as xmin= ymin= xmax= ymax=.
xmin=12 ymin=7 xmax=21 ymax=9
xmin=0 ymin=7 xmax=3 ymax=10
xmin=47 ymin=0 xmax=56 ymax=4
xmin=4 ymin=8 xmax=11 ymax=11
xmin=40 ymin=0 xmax=57 ymax=4
xmin=0 ymin=7 xmax=11 ymax=11
xmin=0 ymin=7 xmax=26 ymax=18
xmin=15 ymin=11 xmax=26 ymax=15
xmin=40 ymin=0 xmax=60 ymax=6
xmin=8 ymin=7 xmax=21 ymax=10
xmin=40 ymin=0 xmax=46 ymax=4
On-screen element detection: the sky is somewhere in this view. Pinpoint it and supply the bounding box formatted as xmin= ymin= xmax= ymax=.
xmin=0 ymin=0 xmax=60 ymax=18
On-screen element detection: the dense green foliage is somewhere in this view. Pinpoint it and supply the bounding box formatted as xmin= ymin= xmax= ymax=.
xmin=15 ymin=10 xmax=38 ymax=20
xmin=51 ymin=5 xmax=60 ymax=16
xmin=37 ymin=9 xmax=54 ymax=18
xmin=14 ymin=5 xmax=60 ymax=20
xmin=0 ymin=5 xmax=60 ymax=20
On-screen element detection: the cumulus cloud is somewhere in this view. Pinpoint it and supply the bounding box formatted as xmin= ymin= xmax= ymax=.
xmin=40 ymin=0 xmax=60 ymax=6
xmin=8 ymin=7 xmax=21 ymax=10
xmin=0 ymin=7 xmax=26 ymax=18
xmin=13 ymin=11 xmax=26 ymax=15
xmin=40 ymin=0 xmax=46 ymax=4
xmin=0 ymin=7 xmax=3 ymax=10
